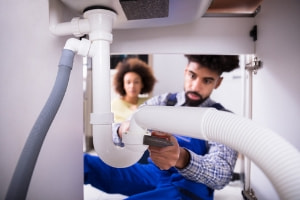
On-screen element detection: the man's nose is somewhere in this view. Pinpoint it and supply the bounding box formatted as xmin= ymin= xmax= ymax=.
xmin=190 ymin=79 xmax=201 ymax=90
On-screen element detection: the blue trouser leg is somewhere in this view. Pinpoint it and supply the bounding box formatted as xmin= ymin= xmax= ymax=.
xmin=84 ymin=153 xmax=159 ymax=196
xmin=126 ymin=184 xmax=182 ymax=200
xmin=84 ymin=153 xmax=212 ymax=200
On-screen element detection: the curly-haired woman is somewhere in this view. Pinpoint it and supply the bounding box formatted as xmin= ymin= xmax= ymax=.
xmin=111 ymin=57 xmax=156 ymax=123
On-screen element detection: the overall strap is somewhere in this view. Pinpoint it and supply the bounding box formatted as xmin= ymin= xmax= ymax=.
xmin=166 ymin=93 xmax=178 ymax=106
xmin=166 ymin=93 xmax=228 ymax=112
xmin=211 ymin=102 xmax=225 ymax=111
xmin=211 ymin=103 xmax=231 ymax=112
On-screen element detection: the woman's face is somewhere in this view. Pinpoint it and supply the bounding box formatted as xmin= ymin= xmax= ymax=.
xmin=123 ymin=72 xmax=143 ymax=98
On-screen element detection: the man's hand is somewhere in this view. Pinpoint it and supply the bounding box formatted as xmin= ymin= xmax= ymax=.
xmin=117 ymin=120 xmax=130 ymax=138
xmin=148 ymin=131 xmax=190 ymax=170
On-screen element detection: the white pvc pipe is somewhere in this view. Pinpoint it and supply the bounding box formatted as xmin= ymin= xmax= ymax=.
xmin=245 ymin=55 xmax=254 ymax=191
xmin=83 ymin=9 xmax=148 ymax=168
xmin=245 ymin=66 xmax=253 ymax=191
xmin=90 ymin=39 xmax=147 ymax=167
xmin=127 ymin=106 xmax=300 ymax=200
xmin=49 ymin=7 xmax=148 ymax=167
xmin=50 ymin=14 xmax=90 ymax=37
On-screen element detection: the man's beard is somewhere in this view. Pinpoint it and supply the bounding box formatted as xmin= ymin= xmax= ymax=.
xmin=184 ymin=91 xmax=207 ymax=107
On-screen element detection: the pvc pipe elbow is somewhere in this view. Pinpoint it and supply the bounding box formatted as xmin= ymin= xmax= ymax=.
xmin=64 ymin=38 xmax=91 ymax=56
xmin=93 ymin=124 xmax=147 ymax=168
xmin=70 ymin=17 xmax=90 ymax=37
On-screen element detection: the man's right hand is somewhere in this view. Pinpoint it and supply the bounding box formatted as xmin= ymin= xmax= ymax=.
xmin=117 ymin=120 xmax=130 ymax=138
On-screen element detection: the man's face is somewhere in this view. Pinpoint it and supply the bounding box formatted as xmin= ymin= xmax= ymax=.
xmin=184 ymin=61 xmax=223 ymax=106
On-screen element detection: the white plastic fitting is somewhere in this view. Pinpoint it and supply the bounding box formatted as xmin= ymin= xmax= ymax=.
xmin=64 ymin=38 xmax=91 ymax=56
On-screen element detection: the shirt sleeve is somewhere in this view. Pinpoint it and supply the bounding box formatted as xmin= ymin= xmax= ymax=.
xmin=112 ymin=122 xmax=124 ymax=147
xmin=178 ymin=142 xmax=238 ymax=190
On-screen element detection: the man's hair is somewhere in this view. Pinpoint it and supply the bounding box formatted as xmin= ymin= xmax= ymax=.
xmin=113 ymin=57 xmax=156 ymax=96
xmin=185 ymin=55 xmax=240 ymax=75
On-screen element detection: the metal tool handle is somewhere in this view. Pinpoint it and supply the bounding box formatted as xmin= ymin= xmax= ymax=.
xmin=143 ymin=135 xmax=173 ymax=147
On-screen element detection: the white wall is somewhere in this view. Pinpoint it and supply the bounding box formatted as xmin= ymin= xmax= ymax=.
xmin=152 ymin=54 xmax=186 ymax=95
xmin=111 ymin=17 xmax=254 ymax=55
xmin=251 ymin=1 xmax=300 ymax=199
xmin=255 ymin=0 xmax=300 ymax=150
xmin=0 ymin=1 xmax=83 ymax=199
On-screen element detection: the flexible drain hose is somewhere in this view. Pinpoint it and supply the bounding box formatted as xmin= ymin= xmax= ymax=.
xmin=5 ymin=49 xmax=75 ymax=200
xmin=131 ymin=106 xmax=300 ymax=200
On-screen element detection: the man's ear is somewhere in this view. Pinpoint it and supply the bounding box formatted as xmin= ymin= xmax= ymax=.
xmin=214 ymin=77 xmax=223 ymax=89
xmin=183 ymin=66 xmax=189 ymax=77
xmin=184 ymin=66 xmax=188 ymax=73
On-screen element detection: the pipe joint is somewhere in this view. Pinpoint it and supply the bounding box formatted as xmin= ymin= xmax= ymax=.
xmin=123 ymin=118 xmax=149 ymax=146
xmin=89 ymin=31 xmax=113 ymax=42
xmin=49 ymin=18 xmax=90 ymax=37
xmin=71 ymin=17 xmax=86 ymax=37
xmin=64 ymin=38 xmax=91 ymax=56
xmin=77 ymin=38 xmax=91 ymax=56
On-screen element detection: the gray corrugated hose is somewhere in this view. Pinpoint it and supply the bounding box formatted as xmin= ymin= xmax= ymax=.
xmin=5 ymin=49 xmax=75 ymax=200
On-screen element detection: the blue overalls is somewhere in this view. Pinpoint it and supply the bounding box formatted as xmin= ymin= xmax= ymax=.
xmin=84 ymin=135 xmax=214 ymax=200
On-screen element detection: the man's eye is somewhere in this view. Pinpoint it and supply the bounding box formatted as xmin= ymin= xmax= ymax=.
xmin=189 ymin=72 xmax=195 ymax=79
xmin=204 ymin=79 xmax=213 ymax=84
